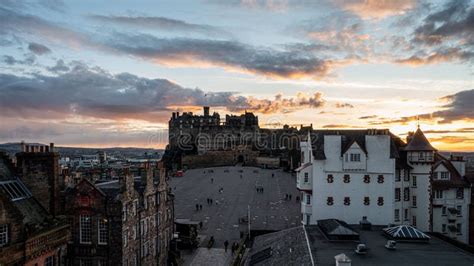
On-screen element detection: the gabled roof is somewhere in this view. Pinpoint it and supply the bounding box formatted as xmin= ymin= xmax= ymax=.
xmin=404 ymin=128 xmax=436 ymax=151
xmin=306 ymin=129 xmax=401 ymax=160
xmin=432 ymin=153 xmax=469 ymax=188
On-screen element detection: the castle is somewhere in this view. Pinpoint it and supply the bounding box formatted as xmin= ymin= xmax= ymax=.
xmin=165 ymin=106 xmax=302 ymax=170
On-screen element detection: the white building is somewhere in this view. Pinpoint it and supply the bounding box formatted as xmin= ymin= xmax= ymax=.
xmin=296 ymin=127 xmax=471 ymax=243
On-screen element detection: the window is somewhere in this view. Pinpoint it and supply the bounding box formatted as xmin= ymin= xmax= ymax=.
xmin=412 ymin=196 xmax=417 ymax=207
xmin=377 ymin=175 xmax=384 ymax=183
xmin=419 ymin=152 xmax=424 ymax=160
xmin=433 ymin=172 xmax=438 ymax=179
xmin=395 ymin=170 xmax=401 ymax=182
xmin=404 ymin=172 xmax=410 ymax=182
xmin=456 ymin=223 xmax=462 ymax=234
xmin=304 ymin=172 xmax=309 ymax=183
xmin=404 ymin=187 xmax=410 ymax=201
xmin=44 ymin=256 xmax=54 ymax=266
xmin=441 ymin=172 xmax=449 ymax=180
xmin=80 ymin=215 xmax=92 ymax=244
xmin=435 ymin=190 xmax=443 ymax=199
xmin=0 ymin=224 xmax=8 ymax=247
xmin=344 ymin=197 xmax=351 ymax=206
xmin=412 ymin=215 xmax=416 ymax=227
xmin=394 ymin=209 xmax=400 ymax=221
xmin=395 ymin=188 xmax=401 ymax=201
xmin=442 ymin=206 xmax=447 ymax=215
xmin=98 ymin=218 xmax=108 ymax=245
xmin=442 ymin=224 xmax=446 ymax=233
xmin=79 ymin=259 xmax=92 ymax=266
xmin=306 ymin=194 xmax=311 ymax=205
xmin=343 ymin=175 xmax=350 ymax=183
xmin=327 ymin=197 xmax=334 ymax=206
xmin=377 ymin=197 xmax=384 ymax=206
xmin=301 ymin=151 xmax=305 ymax=163
xmin=0 ymin=180 xmax=32 ymax=200
xmin=364 ymin=196 xmax=370 ymax=205
xmin=404 ymin=209 xmax=409 ymax=221
xmin=327 ymin=174 xmax=334 ymax=183
xmin=350 ymin=153 xmax=361 ymax=162
xmin=412 ymin=176 xmax=417 ymax=187
xmin=363 ymin=175 xmax=370 ymax=183
xmin=457 ymin=205 xmax=462 ymax=216
xmin=122 ymin=205 xmax=127 ymax=221
xmin=456 ymin=188 xmax=464 ymax=199
xmin=123 ymin=230 xmax=128 ymax=247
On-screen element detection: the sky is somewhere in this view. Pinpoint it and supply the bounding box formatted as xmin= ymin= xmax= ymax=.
xmin=0 ymin=0 xmax=473 ymax=150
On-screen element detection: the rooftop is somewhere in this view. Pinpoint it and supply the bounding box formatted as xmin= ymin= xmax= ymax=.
xmin=248 ymin=224 xmax=474 ymax=266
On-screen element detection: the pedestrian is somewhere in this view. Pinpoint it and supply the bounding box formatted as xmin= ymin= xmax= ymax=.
xmin=289 ymin=194 xmax=292 ymax=200
xmin=296 ymin=196 xmax=299 ymax=202
xmin=285 ymin=194 xmax=288 ymax=200
xmin=207 ymin=198 xmax=210 ymax=205
xmin=224 ymin=240 xmax=229 ymax=252
xmin=200 ymin=204 xmax=203 ymax=211
xmin=196 ymin=204 xmax=199 ymax=211
xmin=211 ymin=178 xmax=214 ymax=183
xmin=272 ymin=173 xmax=274 ymax=178
xmin=199 ymin=221 xmax=203 ymax=229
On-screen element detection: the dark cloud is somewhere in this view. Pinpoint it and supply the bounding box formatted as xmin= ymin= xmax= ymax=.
xmin=110 ymin=33 xmax=335 ymax=79
xmin=0 ymin=7 xmax=339 ymax=79
xmin=413 ymin=0 xmax=473 ymax=45
xmin=359 ymin=115 xmax=377 ymax=119
xmin=370 ymin=89 xmax=474 ymax=125
xmin=28 ymin=42 xmax=51 ymax=55
xmin=2 ymin=54 xmax=35 ymax=65
xmin=47 ymin=59 xmax=69 ymax=73
xmin=0 ymin=62 xmax=328 ymax=123
xmin=335 ymin=102 xmax=354 ymax=108
xmin=396 ymin=0 xmax=474 ymax=65
xmin=88 ymin=14 xmax=230 ymax=37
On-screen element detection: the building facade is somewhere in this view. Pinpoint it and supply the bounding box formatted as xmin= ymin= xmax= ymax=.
xmin=0 ymin=149 xmax=69 ymax=266
xmin=297 ymin=127 xmax=471 ymax=243
xmin=64 ymin=162 xmax=174 ymax=266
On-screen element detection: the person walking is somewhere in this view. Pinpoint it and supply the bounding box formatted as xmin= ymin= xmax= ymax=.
xmin=196 ymin=204 xmax=199 ymax=211
xmin=224 ymin=240 xmax=229 ymax=252
xmin=289 ymin=194 xmax=292 ymax=200
xmin=200 ymin=204 xmax=203 ymax=211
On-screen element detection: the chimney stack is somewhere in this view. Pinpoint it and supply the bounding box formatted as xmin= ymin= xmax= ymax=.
xmin=50 ymin=143 xmax=54 ymax=152
xmin=21 ymin=141 xmax=26 ymax=152
xmin=204 ymin=106 xmax=210 ymax=116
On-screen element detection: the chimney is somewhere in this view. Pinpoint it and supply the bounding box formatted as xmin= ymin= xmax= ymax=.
xmin=172 ymin=112 xmax=176 ymax=119
xmin=21 ymin=141 xmax=26 ymax=152
xmin=50 ymin=143 xmax=54 ymax=152
xmin=204 ymin=106 xmax=210 ymax=116
xmin=40 ymin=146 xmax=44 ymax=153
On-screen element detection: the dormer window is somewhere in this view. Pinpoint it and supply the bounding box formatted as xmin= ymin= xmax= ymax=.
xmin=440 ymin=172 xmax=449 ymax=180
xmin=350 ymin=153 xmax=361 ymax=162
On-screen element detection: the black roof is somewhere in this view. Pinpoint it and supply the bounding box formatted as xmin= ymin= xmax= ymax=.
xmin=308 ymin=129 xmax=401 ymax=160
xmin=404 ymin=128 xmax=436 ymax=151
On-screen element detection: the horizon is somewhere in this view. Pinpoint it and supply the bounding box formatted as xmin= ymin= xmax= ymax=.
xmin=1 ymin=0 xmax=473 ymax=151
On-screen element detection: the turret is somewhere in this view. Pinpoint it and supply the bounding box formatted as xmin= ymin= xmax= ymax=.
xmin=404 ymin=127 xmax=436 ymax=163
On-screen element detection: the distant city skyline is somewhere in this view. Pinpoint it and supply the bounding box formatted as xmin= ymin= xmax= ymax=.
xmin=0 ymin=0 xmax=472 ymax=151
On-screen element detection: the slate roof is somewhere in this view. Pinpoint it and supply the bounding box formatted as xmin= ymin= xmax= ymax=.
xmin=307 ymin=129 xmax=401 ymax=160
xmin=246 ymin=225 xmax=313 ymax=266
xmin=432 ymin=153 xmax=469 ymax=188
xmin=404 ymin=127 xmax=437 ymax=151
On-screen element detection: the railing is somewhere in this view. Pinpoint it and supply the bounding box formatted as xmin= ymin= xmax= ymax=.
xmin=25 ymin=224 xmax=70 ymax=259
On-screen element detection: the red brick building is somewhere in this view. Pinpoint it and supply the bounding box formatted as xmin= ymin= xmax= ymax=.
xmin=0 ymin=148 xmax=69 ymax=266
xmin=64 ymin=162 xmax=174 ymax=265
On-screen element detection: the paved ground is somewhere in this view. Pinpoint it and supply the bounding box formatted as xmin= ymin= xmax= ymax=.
xmin=186 ymin=248 xmax=233 ymax=266
xmin=170 ymin=166 xmax=301 ymax=250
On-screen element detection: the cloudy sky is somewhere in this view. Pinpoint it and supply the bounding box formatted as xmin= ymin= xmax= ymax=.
xmin=0 ymin=0 xmax=472 ymax=150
